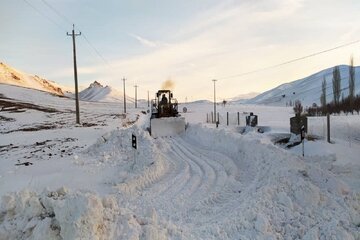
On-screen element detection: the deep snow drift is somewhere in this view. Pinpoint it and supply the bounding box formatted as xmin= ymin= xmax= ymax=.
xmin=1 ymin=84 xmax=359 ymax=239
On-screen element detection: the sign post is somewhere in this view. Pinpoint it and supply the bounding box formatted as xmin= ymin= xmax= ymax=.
xmin=301 ymin=125 xmax=305 ymax=157
xmin=132 ymin=134 xmax=137 ymax=169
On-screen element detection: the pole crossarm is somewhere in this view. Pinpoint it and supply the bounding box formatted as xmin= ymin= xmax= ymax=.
xmin=67 ymin=32 xmax=81 ymax=36
xmin=67 ymin=24 xmax=81 ymax=36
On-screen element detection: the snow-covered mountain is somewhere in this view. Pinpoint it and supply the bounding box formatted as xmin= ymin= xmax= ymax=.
xmin=79 ymin=80 xmax=133 ymax=103
xmin=0 ymin=62 xmax=65 ymax=96
xmin=247 ymin=65 xmax=360 ymax=107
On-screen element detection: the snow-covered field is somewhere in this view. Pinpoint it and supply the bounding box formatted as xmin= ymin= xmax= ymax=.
xmin=1 ymin=84 xmax=359 ymax=239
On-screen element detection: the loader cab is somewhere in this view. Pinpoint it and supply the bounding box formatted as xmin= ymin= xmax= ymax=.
xmin=151 ymin=90 xmax=179 ymax=118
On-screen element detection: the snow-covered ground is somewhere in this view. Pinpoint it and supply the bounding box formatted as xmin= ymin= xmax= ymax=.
xmin=1 ymin=84 xmax=359 ymax=239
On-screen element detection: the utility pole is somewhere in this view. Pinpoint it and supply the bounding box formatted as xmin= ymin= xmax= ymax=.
xmin=67 ymin=24 xmax=81 ymax=124
xmin=134 ymin=85 xmax=138 ymax=108
xmin=147 ymin=90 xmax=150 ymax=107
xmin=327 ymin=113 xmax=331 ymax=143
xmin=123 ymin=77 xmax=126 ymax=113
xmin=212 ymin=79 xmax=217 ymax=124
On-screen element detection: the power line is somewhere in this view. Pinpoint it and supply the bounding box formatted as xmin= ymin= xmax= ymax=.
xmin=40 ymin=0 xmax=73 ymax=25
xmin=81 ymin=33 xmax=112 ymax=68
xmin=219 ymin=39 xmax=360 ymax=80
xmin=29 ymin=0 xmax=113 ymax=70
xmin=22 ymin=0 xmax=66 ymax=31
xmin=41 ymin=0 xmax=112 ymax=68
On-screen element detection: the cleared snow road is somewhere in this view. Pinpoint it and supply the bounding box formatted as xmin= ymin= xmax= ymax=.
xmin=118 ymin=134 xmax=247 ymax=238
xmin=114 ymin=123 xmax=359 ymax=239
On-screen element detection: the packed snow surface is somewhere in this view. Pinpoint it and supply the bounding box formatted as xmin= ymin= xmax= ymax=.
xmin=1 ymin=84 xmax=359 ymax=239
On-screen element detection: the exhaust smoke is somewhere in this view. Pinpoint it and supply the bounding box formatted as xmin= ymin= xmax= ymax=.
xmin=161 ymin=79 xmax=175 ymax=90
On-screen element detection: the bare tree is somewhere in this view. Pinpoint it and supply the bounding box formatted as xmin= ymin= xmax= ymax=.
xmin=349 ymin=56 xmax=355 ymax=113
xmin=293 ymin=100 xmax=303 ymax=115
xmin=320 ymin=77 xmax=327 ymax=107
xmin=332 ymin=66 xmax=341 ymax=105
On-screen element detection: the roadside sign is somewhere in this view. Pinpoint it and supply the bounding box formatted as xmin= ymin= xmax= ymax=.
xmin=132 ymin=134 xmax=137 ymax=149
xmin=301 ymin=125 xmax=305 ymax=140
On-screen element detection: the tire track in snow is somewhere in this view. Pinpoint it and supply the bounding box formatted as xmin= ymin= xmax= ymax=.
xmin=172 ymin=137 xmax=241 ymax=212
xmin=116 ymin=152 xmax=170 ymax=196
xmin=150 ymin=136 xmax=242 ymax=221
xmin=126 ymin=134 xmax=250 ymax=232
xmin=147 ymin=138 xmax=193 ymax=198
xmin=170 ymin=138 xmax=222 ymax=200
xmin=165 ymin=136 xmax=265 ymax=230
xmin=167 ymin=138 xmax=206 ymax=201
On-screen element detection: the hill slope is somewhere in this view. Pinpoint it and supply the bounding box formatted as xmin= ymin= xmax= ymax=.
xmin=0 ymin=62 xmax=64 ymax=96
xmin=247 ymin=65 xmax=360 ymax=106
xmin=229 ymin=92 xmax=260 ymax=104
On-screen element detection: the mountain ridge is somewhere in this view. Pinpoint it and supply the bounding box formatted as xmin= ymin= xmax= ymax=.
xmin=79 ymin=80 xmax=134 ymax=103
xmin=0 ymin=62 xmax=65 ymax=96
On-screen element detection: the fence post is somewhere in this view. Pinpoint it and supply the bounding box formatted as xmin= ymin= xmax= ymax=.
xmin=206 ymin=113 xmax=208 ymax=123
xmin=237 ymin=112 xmax=240 ymax=125
xmin=211 ymin=112 xmax=213 ymax=123
xmin=227 ymin=112 xmax=229 ymax=126
xmin=327 ymin=113 xmax=330 ymax=143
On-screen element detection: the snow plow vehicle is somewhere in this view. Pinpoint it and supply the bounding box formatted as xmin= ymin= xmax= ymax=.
xmin=150 ymin=90 xmax=186 ymax=138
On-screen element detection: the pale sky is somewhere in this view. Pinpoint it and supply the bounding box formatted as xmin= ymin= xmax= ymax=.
xmin=1 ymin=0 xmax=360 ymax=101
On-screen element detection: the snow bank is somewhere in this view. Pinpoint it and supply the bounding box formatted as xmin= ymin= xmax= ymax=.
xmin=0 ymin=187 xmax=176 ymax=240
xmin=84 ymin=113 xmax=169 ymax=196
xmin=0 ymin=188 xmax=117 ymax=239
xmin=183 ymin=124 xmax=360 ymax=239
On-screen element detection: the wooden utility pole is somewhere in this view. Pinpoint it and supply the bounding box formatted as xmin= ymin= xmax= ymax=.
xmin=67 ymin=24 xmax=81 ymax=124
xmin=147 ymin=90 xmax=150 ymax=107
xmin=134 ymin=85 xmax=138 ymax=108
xmin=212 ymin=79 xmax=217 ymax=123
xmin=123 ymin=77 xmax=126 ymax=113
xmin=327 ymin=113 xmax=331 ymax=143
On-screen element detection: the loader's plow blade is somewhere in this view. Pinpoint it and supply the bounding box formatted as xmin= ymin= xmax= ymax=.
xmin=150 ymin=117 xmax=186 ymax=138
